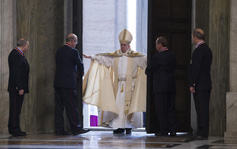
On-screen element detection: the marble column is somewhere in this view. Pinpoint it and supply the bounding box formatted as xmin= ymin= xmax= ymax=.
xmin=209 ymin=0 xmax=229 ymax=137
xmin=195 ymin=0 xmax=230 ymax=136
xmin=225 ymin=0 xmax=237 ymax=138
xmin=0 ymin=0 xmax=16 ymax=134
xmin=16 ymin=0 xmax=66 ymax=133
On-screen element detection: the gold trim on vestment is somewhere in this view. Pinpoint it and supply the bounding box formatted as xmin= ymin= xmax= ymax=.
xmin=82 ymin=53 xmax=147 ymax=127
xmin=124 ymin=57 xmax=133 ymax=114
xmin=96 ymin=49 xmax=145 ymax=57
xmin=113 ymin=58 xmax=119 ymax=98
xmin=123 ymin=29 xmax=127 ymax=41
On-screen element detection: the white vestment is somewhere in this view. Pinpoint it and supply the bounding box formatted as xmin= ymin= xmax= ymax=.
xmin=83 ymin=49 xmax=147 ymax=128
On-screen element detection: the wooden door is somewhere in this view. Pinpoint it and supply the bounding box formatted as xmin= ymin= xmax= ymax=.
xmin=73 ymin=0 xmax=84 ymax=127
xmin=146 ymin=0 xmax=192 ymax=133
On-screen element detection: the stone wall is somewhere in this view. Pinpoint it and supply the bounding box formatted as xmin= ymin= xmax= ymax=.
xmin=83 ymin=0 xmax=127 ymax=73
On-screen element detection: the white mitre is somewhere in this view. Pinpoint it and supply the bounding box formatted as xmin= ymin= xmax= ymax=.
xmin=119 ymin=29 xmax=133 ymax=44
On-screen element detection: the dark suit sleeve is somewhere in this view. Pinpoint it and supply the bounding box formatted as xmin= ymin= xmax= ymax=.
xmin=173 ymin=53 xmax=177 ymax=70
xmin=145 ymin=54 xmax=159 ymax=75
xmin=73 ymin=50 xmax=84 ymax=76
xmin=190 ymin=48 xmax=203 ymax=87
xmin=12 ymin=54 xmax=24 ymax=90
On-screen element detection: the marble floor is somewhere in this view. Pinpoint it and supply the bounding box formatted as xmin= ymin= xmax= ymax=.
xmin=0 ymin=130 xmax=236 ymax=149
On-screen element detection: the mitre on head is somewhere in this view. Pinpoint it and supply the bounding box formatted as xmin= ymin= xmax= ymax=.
xmin=119 ymin=29 xmax=133 ymax=44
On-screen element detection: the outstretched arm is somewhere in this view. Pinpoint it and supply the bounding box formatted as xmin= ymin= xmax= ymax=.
xmin=83 ymin=53 xmax=113 ymax=67
xmin=83 ymin=54 xmax=91 ymax=59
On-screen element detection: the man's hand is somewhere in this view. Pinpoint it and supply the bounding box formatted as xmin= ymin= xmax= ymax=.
xmin=83 ymin=54 xmax=91 ymax=59
xmin=19 ymin=89 xmax=24 ymax=95
xmin=189 ymin=87 xmax=195 ymax=93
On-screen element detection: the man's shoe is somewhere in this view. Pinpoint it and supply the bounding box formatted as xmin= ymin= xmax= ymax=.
xmin=155 ymin=132 xmax=168 ymax=136
xmin=195 ymin=135 xmax=208 ymax=140
xmin=20 ymin=131 xmax=27 ymax=136
xmin=169 ymin=132 xmax=176 ymax=137
xmin=55 ymin=131 xmax=70 ymax=136
xmin=125 ymin=128 xmax=132 ymax=134
xmin=113 ymin=128 xmax=125 ymax=134
xmin=11 ymin=131 xmax=26 ymax=137
xmin=73 ymin=129 xmax=90 ymax=135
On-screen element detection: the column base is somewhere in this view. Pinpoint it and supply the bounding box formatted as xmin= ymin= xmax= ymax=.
xmin=225 ymin=132 xmax=237 ymax=138
xmin=225 ymin=92 xmax=237 ymax=138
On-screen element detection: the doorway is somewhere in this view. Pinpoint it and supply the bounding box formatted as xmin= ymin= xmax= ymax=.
xmin=73 ymin=0 xmax=192 ymax=132
xmin=78 ymin=0 xmax=148 ymax=128
xmin=146 ymin=0 xmax=192 ymax=133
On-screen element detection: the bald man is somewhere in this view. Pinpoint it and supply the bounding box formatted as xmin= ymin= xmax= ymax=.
xmin=54 ymin=33 xmax=89 ymax=135
xmin=189 ymin=29 xmax=212 ymax=140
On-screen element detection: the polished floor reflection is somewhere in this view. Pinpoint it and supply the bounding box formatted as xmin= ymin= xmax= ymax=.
xmin=0 ymin=131 xmax=236 ymax=148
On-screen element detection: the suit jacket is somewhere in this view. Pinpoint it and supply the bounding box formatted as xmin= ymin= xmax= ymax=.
xmin=189 ymin=43 xmax=212 ymax=90
xmin=146 ymin=50 xmax=176 ymax=93
xmin=8 ymin=49 xmax=30 ymax=93
xmin=54 ymin=45 xmax=84 ymax=89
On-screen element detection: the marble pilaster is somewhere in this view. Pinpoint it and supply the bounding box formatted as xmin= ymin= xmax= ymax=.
xmin=195 ymin=0 xmax=230 ymax=136
xmin=16 ymin=0 xmax=65 ymax=133
xmin=225 ymin=93 xmax=237 ymax=137
xmin=225 ymin=0 xmax=237 ymax=138
xmin=229 ymin=0 xmax=237 ymax=92
xmin=209 ymin=0 xmax=229 ymax=137
xmin=0 ymin=0 xmax=16 ymax=134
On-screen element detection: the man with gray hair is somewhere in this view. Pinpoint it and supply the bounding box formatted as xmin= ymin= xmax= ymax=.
xmin=190 ymin=28 xmax=212 ymax=140
xmin=8 ymin=38 xmax=30 ymax=136
xmin=54 ymin=33 xmax=89 ymax=135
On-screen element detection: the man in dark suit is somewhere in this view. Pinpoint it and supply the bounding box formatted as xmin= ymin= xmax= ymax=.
xmin=145 ymin=37 xmax=177 ymax=136
xmin=190 ymin=29 xmax=212 ymax=140
xmin=54 ymin=33 xmax=89 ymax=135
xmin=8 ymin=38 xmax=30 ymax=136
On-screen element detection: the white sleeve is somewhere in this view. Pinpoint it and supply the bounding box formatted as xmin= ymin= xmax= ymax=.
xmin=91 ymin=55 xmax=113 ymax=67
xmin=136 ymin=56 xmax=147 ymax=68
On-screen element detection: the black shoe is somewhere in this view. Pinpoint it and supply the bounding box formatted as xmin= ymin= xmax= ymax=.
xmin=125 ymin=128 xmax=132 ymax=134
xmin=73 ymin=129 xmax=90 ymax=135
xmin=169 ymin=132 xmax=176 ymax=137
xmin=155 ymin=132 xmax=168 ymax=136
xmin=113 ymin=128 xmax=125 ymax=134
xmin=195 ymin=135 xmax=208 ymax=140
xmin=20 ymin=131 xmax=27 ymax=136
xmin=11 ymin=131 xmax=26 ymax=137
xmin=55 ymin=131 xmax=70 ymax=136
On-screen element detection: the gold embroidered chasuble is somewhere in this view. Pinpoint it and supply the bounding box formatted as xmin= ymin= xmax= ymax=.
xmin=83 ymin=49 xmax=147 ymax=127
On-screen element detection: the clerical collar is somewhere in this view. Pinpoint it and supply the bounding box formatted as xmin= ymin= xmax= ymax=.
xmin=196 ymin=41 xmax=205 ymax=48
xmin=159 ymin=47 xmax=168 ymax=53
xmin=15 ymin=47 xmax=24 ymax=56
